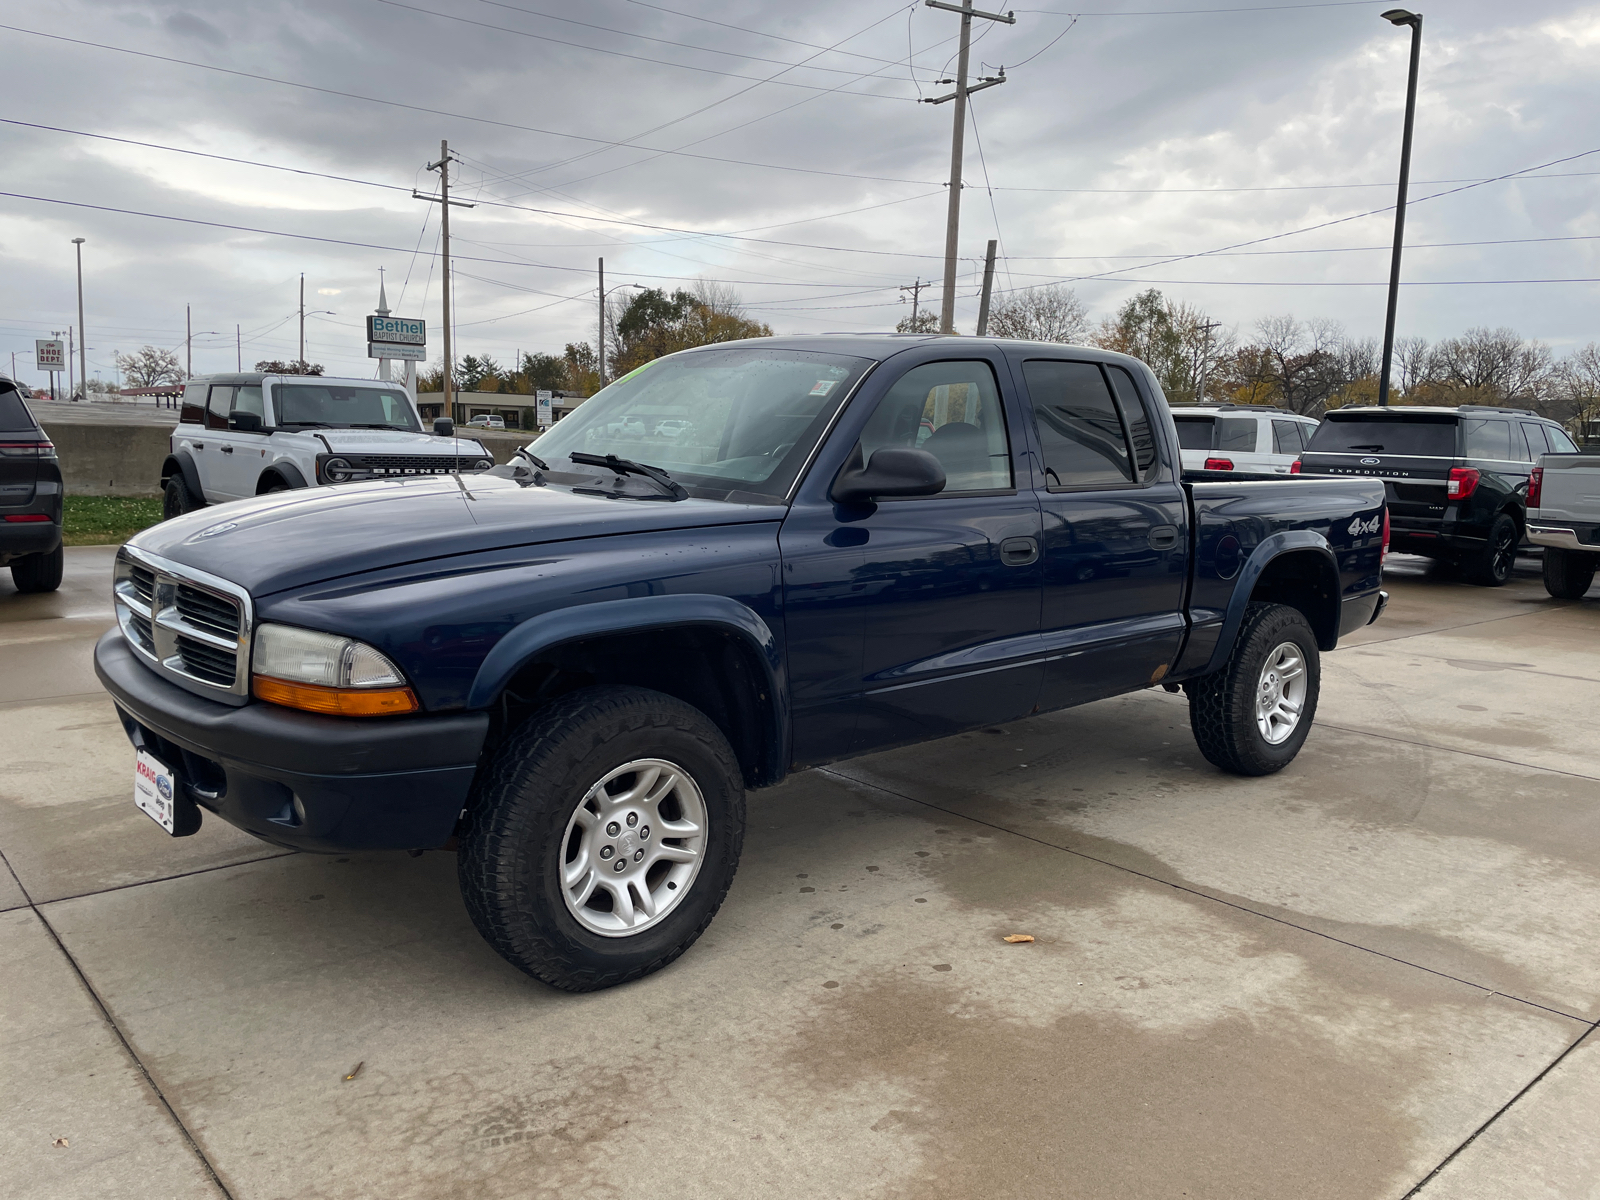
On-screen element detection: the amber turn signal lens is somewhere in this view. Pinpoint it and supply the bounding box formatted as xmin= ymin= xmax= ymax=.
xmin=253 ymin=675 xmax=419 ymax=716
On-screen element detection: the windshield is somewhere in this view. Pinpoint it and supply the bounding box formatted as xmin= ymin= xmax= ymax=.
xmin=1308 ymin=415 xmax=1455 ymax=457
xmin=273 ymin=383 xmax=421 ymax=431
xmin=529 ymin=346 xmax=871 ymax=499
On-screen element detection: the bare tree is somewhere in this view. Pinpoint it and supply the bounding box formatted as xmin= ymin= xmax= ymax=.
xmin=1427 ymin=327 xmax=1554 ymax=412
xmin=114 ymin=346 xmax=183 ymax=387
xmin=989 ymin=285 xmax=1090 ymax=345
xmin=1225 ymin=315 xmax=1352 ymax=416
xmin=1552 ymin=342 xmax=1600 ymax=441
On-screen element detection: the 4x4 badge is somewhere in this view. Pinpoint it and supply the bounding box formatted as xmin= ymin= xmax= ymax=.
xmin=1348 ymin=515 xmax=1382 ymax=536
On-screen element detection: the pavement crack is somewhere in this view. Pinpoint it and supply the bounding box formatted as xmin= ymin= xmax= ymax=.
xmin=1316 ymin=721 xmax=1600 ymax=783
xmin=818 ymin=766 xmax=1592 ymax=1026
xmin=0 ymin=845 xmax=237 ymax=1200
xmin=40 ymin=850 xmax=300 ymax=906
xmin=1399 ymin=1019 xmax=1600 ymax=1198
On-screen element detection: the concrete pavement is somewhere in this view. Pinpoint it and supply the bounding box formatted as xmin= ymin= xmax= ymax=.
xmin=2 ymin=548 xmax=1597 ymax=1199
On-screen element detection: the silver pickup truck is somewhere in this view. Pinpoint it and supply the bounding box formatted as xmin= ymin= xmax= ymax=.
xmin=1529 ymin=453 xmax=1600 ymax=598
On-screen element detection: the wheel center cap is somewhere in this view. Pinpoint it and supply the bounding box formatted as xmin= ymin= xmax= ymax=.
xmin=618 ymin=829 xmax=638 ymax=856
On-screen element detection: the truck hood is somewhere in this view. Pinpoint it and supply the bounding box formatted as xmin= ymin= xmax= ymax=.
xmin=128 ymin=475 xmax=783 ymax=597
xmin=306 ymin=428 xmax=491 ymax=456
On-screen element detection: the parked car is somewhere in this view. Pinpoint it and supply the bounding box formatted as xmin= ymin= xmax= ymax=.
xmin=1171 ymin=404 xmax=1319 ymax=475
xmin=468 ymin=414 xmax=506 ymax=429
xmin=96 ymin=336 xmax=1387 ymax=992
xmin=1298 ymin=405 xmax=1578 ymax=586
xmin=1528 ymin=451 xmax=1600 ymax=598
xmin=653 ymin=418 xmax=692 ymax=438
xmin=159 ymin=373 xmax=495 ymax=517
xmin=0 ymin=377 xmax=63 ymax=593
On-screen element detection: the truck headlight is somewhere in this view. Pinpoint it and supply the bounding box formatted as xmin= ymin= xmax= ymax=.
xmin=473 ymin=459 xmax=493 ymax=470
xmin=323 ymin=457 xmax=355 ymax=483
xmin=251 ymin=623 xmax=418 ymax=716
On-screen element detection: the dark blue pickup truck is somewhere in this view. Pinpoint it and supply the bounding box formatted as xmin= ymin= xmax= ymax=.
xmin=95 ymin=335 xmax=1387 ymax=991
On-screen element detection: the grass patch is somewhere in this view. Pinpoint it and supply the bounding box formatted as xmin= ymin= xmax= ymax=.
xmin=63 ymin=495 xmax=164 ymax=546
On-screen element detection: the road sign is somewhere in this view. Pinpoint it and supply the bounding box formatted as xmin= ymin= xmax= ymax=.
xmin=368 ymin=341 xmax=427 ymax=361
xmin=367 ymin=316 xmax=425 ymax=346
xmin=536 ymin=390 xmax=553 ymax=428
xmin=36 ymin=339 xmax=65 ymax=372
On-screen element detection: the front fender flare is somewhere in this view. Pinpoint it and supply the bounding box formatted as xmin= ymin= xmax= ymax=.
xmin=466 ymin=593 xmax=789 ymax=775
xmin=259 ymin=461 xmax=309 ymax=491
xmin=1201 ymin=530 xmax=1340 ymax=676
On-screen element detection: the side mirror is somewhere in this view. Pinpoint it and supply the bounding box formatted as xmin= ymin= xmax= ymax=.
xmin=433 ymin=416 xmax=455 ymax=437
xmin=831 ymin=447 xmax=946 ymax=504
xmin=228 ymin=411 xmax=263 ymax=433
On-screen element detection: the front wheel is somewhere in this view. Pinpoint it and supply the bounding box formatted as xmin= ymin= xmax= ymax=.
xmin=1186 ymin=602 xmax=1321 ymax=776
xmin=458 ymin=686 xmax=746 ymax=992
xmin=1543 ymin=547 xmax=1597 ymax=599
xmin=162 ymin=475 xmax=203 ymax=520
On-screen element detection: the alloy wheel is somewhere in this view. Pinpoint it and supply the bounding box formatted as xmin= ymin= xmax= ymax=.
xmin=1255 ymin=642 xmax=1308 ymax=745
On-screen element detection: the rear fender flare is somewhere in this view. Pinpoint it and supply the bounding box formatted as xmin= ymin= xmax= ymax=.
xmin=160 ymin=452 xmax=204 ymax=500
xmin=466 ymin=593 xmax=789 ymax=780
xmin=1202 ymin=531 xmax=1341 ymax=675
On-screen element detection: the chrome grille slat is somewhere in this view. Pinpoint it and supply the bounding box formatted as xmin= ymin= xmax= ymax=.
xmin=113 ymin=546 xmax=253 ymax=705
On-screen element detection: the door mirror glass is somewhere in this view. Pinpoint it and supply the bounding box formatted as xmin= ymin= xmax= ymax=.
xmin=832 ymin=447 xmax=946 ymax=504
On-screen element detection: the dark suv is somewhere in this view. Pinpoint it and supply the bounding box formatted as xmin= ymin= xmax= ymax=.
xmin=0 ymin=377 xmax=64 ymax=592
xmin=1299 ymin=405 xmax=1579 ymax=586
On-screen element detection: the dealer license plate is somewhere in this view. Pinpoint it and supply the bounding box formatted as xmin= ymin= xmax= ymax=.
xmin=133 ymin=749 xmax=179 ymax=834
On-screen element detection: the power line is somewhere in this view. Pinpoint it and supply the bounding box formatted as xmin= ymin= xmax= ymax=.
xmin=371 ymin=0 xmax=917 ymax=97
xmin=622 ymin=0 xmax=933 ymax=70
xmin=1016 ymin=1 xmax=1389 ymax=15
xmin=0 ymin=24 xmax=940 ymax=187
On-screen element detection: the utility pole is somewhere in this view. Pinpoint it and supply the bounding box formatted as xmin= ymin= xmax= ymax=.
xmin=598 ymin=258 xmax=606 ymax=387
xmin=72 ymin=237 xmax=86 ymax=398
xmin=899 ymin=277 xmax=928 ymax=329
xmin=1377 ymin=9 xmax=1423 ymax=406
xmin=415 ymin=140 xmax=474 ymax=421
xmin=1194 ymin=320 xmax=1222 ymax=405
xmin=67 ymin=327 xmax=75 ymax=400
xmin=186 ymin=305 xmax=192 ymax=379
xmin=236 ymin=324 xmax=241 ymax=372
xmin=975 ymin=240 xmax=998 ymax=336
xmin=298 ymin=273 xmax=306 ymax=369
xmin=921 ymin=0 xmax=1013 ymax=334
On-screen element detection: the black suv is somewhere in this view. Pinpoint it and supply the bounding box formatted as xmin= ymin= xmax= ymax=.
xmin=1299 ymin=405 xmax=1579 ymax=586
xmin=0 ymin=378 xmax=64 ymax=593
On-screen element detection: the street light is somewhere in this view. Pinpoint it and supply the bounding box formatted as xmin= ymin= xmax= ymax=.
xmin=1377 ymin=9 xmax=1422 ymax=407
xmin=597 ymin=282 xmax=645 ymax=387
xmin=71 ymin=238 xmax=86 ymax=401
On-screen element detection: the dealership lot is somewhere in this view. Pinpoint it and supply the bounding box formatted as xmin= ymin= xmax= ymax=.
xmin=3 ymin=548 xmax=1597 ymax=1200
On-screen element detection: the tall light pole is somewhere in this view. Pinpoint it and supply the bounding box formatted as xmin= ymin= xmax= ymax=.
xmin=1377 ymin=9 xmax=1422 ymax=407
xmin=72 ymin=238 xmax=86 ymax=399
xmin=598 ymin=277 xmax=644 ymax=389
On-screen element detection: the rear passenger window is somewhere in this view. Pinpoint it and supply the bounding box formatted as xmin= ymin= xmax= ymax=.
xmin=206 ymin=386 xmax=234 ymax=432
xmin=1548 ymin=426 xmax=1579 ymax=453
xmin=857 ymin=360 xmax=1011 ymax=493
xmin=1462 ymin=417 xmax=1515 ymax=461
xmin=1520 ymin=423 xmax=1549 ymax=459
xmin=1106 ymin=366 xmax=1158 ymax=480
xmin=1023 ymin=360 xmax=1135 ymax=488
xmin=1216 ymin=418 xmax=1257 ymax=453
xmin=180 ymin=383 xmax=207 ymax=425
xmin=1272 ymin=420 xmax=1303 ymax=454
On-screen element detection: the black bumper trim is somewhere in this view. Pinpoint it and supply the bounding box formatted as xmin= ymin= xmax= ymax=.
xmin=95 ymin=630 xmax=489 ymax=852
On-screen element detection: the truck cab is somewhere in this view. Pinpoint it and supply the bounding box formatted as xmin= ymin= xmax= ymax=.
xmin=160 ymin=372 xmax=495 ymax=516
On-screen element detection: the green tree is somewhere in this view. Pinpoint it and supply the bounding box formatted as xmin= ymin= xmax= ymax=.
xmin=895 ymin=308 xmax=939 ymax=333
xmin=520 ymin=351 xmax=568 ymax=393
xmin=1092 ymin=289 xmax=1228 ymax=405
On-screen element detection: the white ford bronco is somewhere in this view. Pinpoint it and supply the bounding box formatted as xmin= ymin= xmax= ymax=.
xmin=159 ymin=372 xmax=495 ymax=516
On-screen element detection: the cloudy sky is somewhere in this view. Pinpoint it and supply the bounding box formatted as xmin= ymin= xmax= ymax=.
xmin=2 ymin=0 xmax=1598 ymax=387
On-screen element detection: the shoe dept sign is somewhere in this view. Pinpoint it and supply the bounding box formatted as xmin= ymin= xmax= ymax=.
xmin=367 ymin=316 xmax=426 ymax=362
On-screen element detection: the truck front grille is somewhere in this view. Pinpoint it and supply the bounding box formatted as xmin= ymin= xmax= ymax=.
xmin=351 ymin=454 xmax=489 ymax=474
xmin=113 ymin=548 xmax=253 ymax=706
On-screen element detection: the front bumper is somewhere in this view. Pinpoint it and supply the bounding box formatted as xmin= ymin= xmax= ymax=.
xmin=94 ymin=630 xmax=488 ymax=852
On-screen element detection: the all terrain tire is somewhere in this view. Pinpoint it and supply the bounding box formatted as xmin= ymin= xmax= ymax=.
xmin=1542 ymin=546 xmax=1597 ymax=599
xmin=457 ymin=685 xmax=746 ymax=992
xmin=162 ymin=475 xmax=203 ymax=520
xmin=1185 ymin=602 xmax=1321 ymax=777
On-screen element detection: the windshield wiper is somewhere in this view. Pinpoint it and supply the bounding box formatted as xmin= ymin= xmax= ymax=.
xmin=1348 ymin=444 xmax=1385 ymax=451
xmin=281 ymin=420 xmax=333 ymax=428
xmin=569 ymin=451 xmax=688 ymax=500
xmin=349 ymin=422 xmax=415 ymax=430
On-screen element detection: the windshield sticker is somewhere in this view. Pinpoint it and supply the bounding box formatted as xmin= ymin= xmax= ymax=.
xmin=808 ymin=380 xmax=839 ymax=397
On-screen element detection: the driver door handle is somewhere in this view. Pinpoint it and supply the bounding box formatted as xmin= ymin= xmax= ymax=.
xmin=1148 ymin=525 xmax=1179 ymax=550
xmin=1000 ymin=536 xmax=1039 ymax=566
xmin=219 ymin=445 xmax=234 ymax=454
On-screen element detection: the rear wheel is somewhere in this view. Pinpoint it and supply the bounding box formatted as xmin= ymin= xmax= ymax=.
xmin=1186 ymin=602 xmax=1321 ymax=776
xmin=457 ymin=685 xmax=746 ymax=992
xmin=1543 ymin=547 xmax=1597 ymax=599
xmin=10 ymin=543 xmax=64 ymax=593
xmin=1466 ymin=513 xmax=1518 ymax=587
xmin=162 ymin=475 xmax=203 ymax=519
